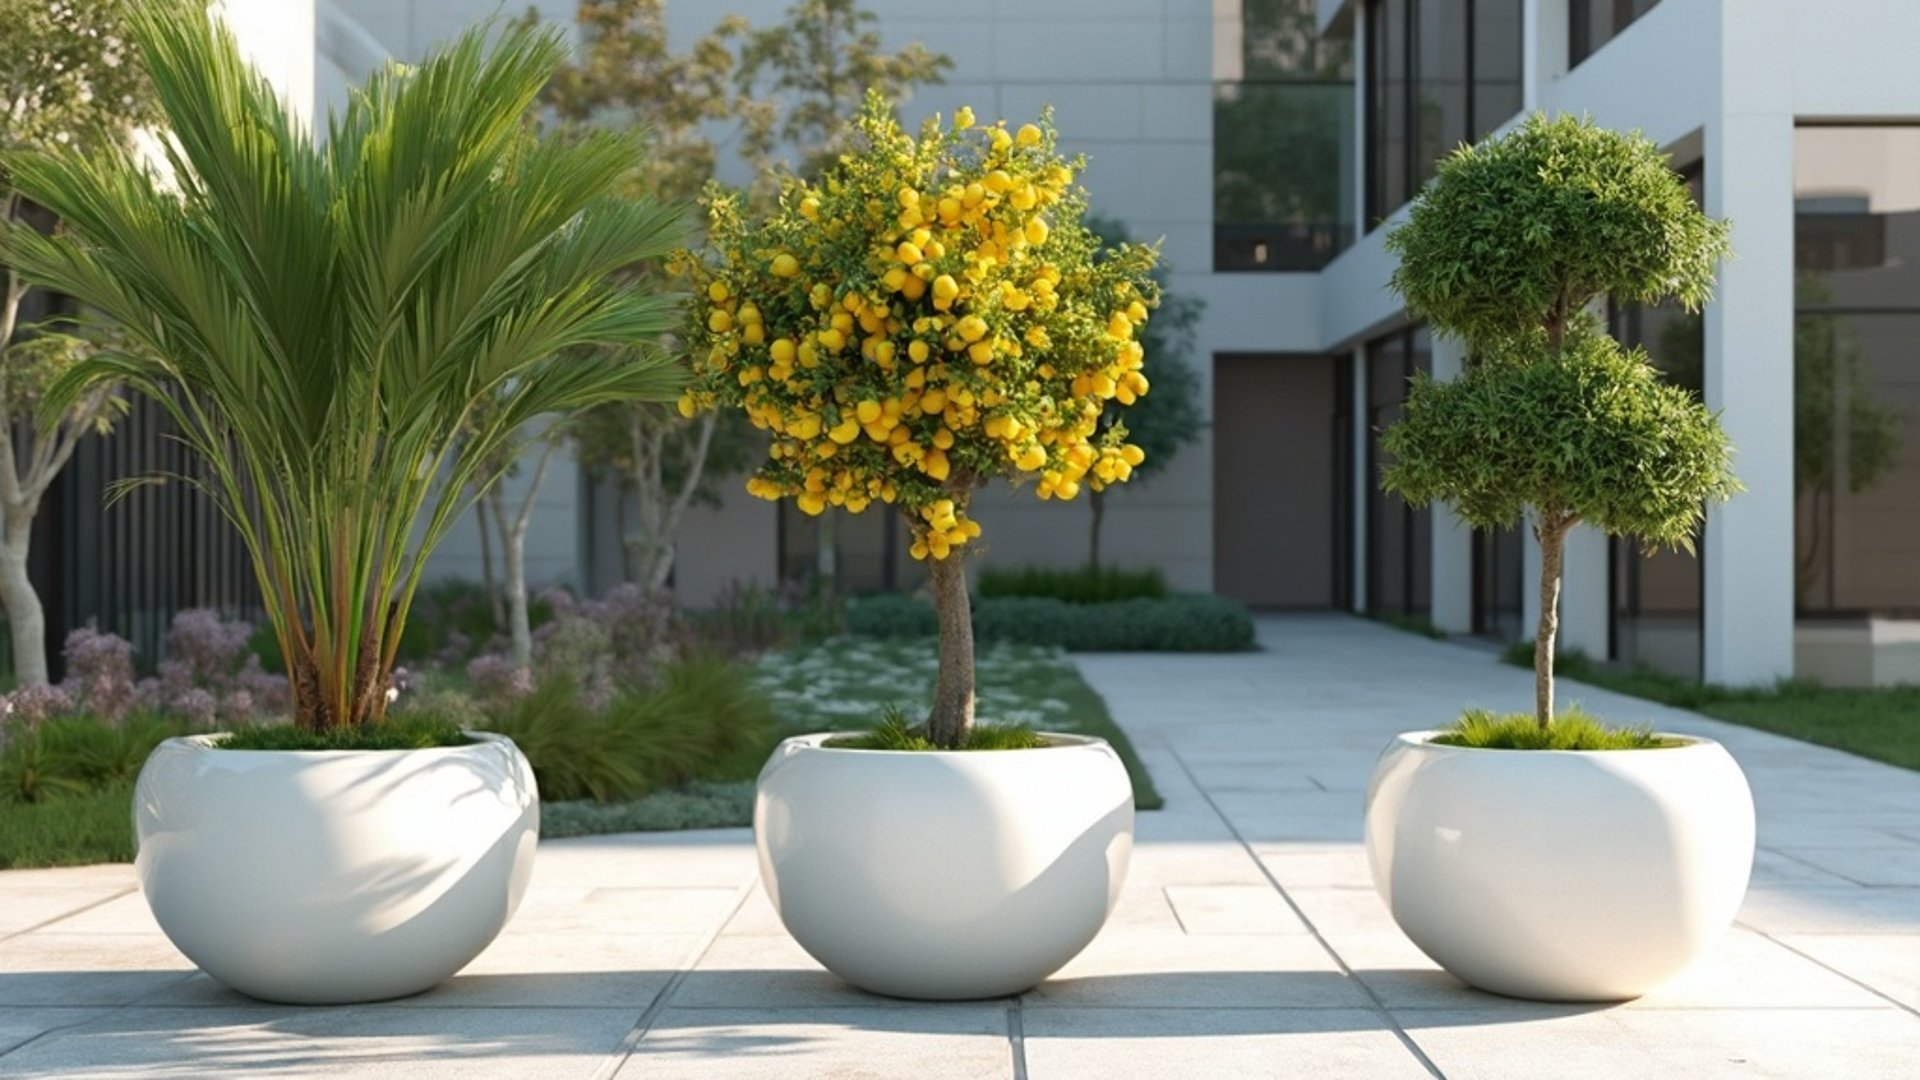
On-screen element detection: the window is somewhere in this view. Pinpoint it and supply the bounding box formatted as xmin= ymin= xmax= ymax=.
xmin=1214 ymin=0 xmax=1355 ymax=271
xmin=1569 ymin=0 xmax=1660 ymax=68
xmin=1793 ymin=126 xmax=1920 ymax=617
xmin=1608 ymin=167 xmax=1706 ymax=678
xmin=1366 ymin=325 xmax=1432 ymax=616
xmin=1365 ymin=0 xmax=1526 ymax=226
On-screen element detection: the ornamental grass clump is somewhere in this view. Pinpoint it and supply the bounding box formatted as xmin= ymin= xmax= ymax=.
xmin=1382 ymin=113 xmax=1740 ymax=736
xmin=0 ymin=14 xmax=687 ymax=734
xmin=681 ymin=92 xmax=1160 ymax=748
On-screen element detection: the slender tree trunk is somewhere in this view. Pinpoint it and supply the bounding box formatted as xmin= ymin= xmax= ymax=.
xmin=503 ymin=441 xmax=558 ymax=670
xmin=616 ymin=486 xmax=636 ymax=584
xmin=1532 ymin=514 xmax=1574 ymax=731
xmin=0 ymin=514 xmax=47 ymax=688
xmin=475 ymin=494 xmax=504 ymax=629
xmin=1088 ymin=489 xmax=1106 ymax=568
xmin=626 ymin=410 xmax=716 ymax=593
xmin=925 ymin=548 xmax=975 ymax=748
xmin=0 ymin=264 xmax=47 ymax=688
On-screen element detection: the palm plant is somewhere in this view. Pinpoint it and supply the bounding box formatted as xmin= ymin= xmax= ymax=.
xmin=0 ymin=13 xmax=686 ymax=731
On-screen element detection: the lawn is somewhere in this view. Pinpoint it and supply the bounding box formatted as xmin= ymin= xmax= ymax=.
xmin=1 ymin=638 xmax=1158 ymax=866
xmin=1512 ymin=646 xmax=1920 ymax=771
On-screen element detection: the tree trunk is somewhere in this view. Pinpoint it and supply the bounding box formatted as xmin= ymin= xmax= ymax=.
xmin=503 ymin=442 xmax=558 ymax=670
xmin=476 ymin=495 xmax=504 ymax=629
xmin=1088 ymin=489 xmax=1106 ymax=568
xmin=0 ymin=517 xmax=48 ymax=688
xmin=925 ymin=547 xmax=975 ymax=749
xmin=1532 ymin=514 xmax=1572 ymax=732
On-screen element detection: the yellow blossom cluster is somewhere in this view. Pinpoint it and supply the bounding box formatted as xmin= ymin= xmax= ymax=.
xmin=678 ymin=92 xmax=1159 ymax=562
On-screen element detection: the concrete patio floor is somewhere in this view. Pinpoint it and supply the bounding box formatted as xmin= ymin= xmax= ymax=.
xmin=2 ymin=614 xmax=1918 ymax=1078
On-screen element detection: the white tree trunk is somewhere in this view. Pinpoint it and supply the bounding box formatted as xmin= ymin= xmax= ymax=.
xmin=625 ymin=411 xmax=715 ymax=594
xmin=0 ymin=517 xmax=47 ymax=688
xmin=502 ymin=441 xmax=558 ymax=670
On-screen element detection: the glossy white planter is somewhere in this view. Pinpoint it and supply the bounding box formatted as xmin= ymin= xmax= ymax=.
xmin=755 ymin=732 xmax=1133 ymax=1000
xmin=134 ymin=731 xmax=539 ymax=1004
xmin=1365 ymin=731 xmax=1755 ymax=1001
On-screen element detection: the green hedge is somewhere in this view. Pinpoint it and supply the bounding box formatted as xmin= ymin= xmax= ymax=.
xmin=976 ymin=565 xmax=1167 ymax=604
xmin=847 ymin=592 xmax=1255 ymax=652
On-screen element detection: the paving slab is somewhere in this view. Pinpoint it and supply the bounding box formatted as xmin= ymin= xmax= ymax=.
xmin=1021 ymin=1007 xmax=1431 ymax=1080
xmin=0 ymin=1005 xmax=643 ymax=1080
xmin=2 ymin=615 xmax=1917 ymax=1077
xmin=621 ymin=1006 xmax=1011 ymax=1079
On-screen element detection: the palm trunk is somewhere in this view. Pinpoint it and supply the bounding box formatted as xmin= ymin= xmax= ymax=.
xmin=0 ymin=514 xmax=48 ymax=688
xmin=925 ymin=548 xmax=975 ymax=748
xmin=1532 ymin=515 xmax=1573 ymax=731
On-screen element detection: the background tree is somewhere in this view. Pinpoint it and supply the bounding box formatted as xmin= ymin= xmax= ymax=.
xmin=535 ymin=0 xmax=947 ymax=594
xmin=0 ymin=0 xmax=184 ymax=686
xmin=736 ymin=0 xmax=952 ymax=183
xmin=1083 ymin=216 xmax=1203 ymax=567
xmin=2 ymin=15 xmax=687 ymax=730
xmin=1382 ymin=114 xmax=1738 ymax=729
xmin=683 ymin=96 xmax=1158 ymax=746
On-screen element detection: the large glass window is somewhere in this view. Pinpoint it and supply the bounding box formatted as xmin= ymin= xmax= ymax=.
xmin=1794 ymin=126 xmax=1920 ymax=617
xmin=1365 ymin=0 xmax=1526 ymax=226
xmin=1215 ymin=0 xmax=1355 ymax=271
xmin=1366 ymin=325 xmax=1432 ymax=616
xmin=1602 ymin=167 xmax=1704 ymax=678
xmin=1569 ymin=0 xmax=1660 ymax=68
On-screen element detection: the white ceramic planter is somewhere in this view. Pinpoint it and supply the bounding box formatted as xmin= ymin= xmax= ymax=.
xmin=1365 ymin=731 xmax=1755 ymax=1001
xmin=755 ymin=732 xmax=1133 ymax=1000
xmin=134 ymin=731 xmax=539 ymax=1004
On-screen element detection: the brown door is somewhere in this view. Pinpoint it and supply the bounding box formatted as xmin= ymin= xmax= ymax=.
xmin=1213 ymin=354 xmax=1343 ymax=609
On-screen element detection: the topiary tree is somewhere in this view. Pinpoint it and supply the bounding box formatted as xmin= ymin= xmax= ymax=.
xmin=1381 ymin=113 xmax=1739 ymax=729
xmin=680 ymin=92 xmax=1159 ymax=747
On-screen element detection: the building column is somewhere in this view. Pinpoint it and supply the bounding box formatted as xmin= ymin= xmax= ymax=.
xmin=1520 ymin=0 xmax=1566 ymax=113
xmin=216 ymin=0 xmax=316 ymax=126
xmin=1350 ymin=348 xmax=1369 ymax=613
xmin=1701 ymin=112 xmax=1796 ymax=685
xmin=1559 ymin=525 xmax=1610 ymax=658
xmin=1428 ymin=337 xmax=1473 ymax=633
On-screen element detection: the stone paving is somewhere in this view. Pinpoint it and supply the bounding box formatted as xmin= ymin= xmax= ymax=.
xmin=2 ymin=614 xmax=1918 ymax=1078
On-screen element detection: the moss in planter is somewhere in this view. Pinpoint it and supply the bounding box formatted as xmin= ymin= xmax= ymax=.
xmin=216 ymin=716 xmax=467 ymax=752
xmin=1432 ymin=708 xmax=1685 ymax=751
xmin=825 ymin=710 xmax=1048 ymax=752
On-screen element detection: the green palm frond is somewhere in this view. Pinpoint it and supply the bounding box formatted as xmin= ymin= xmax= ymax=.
xmin=0 ymin=12 xmax=688 ymax=730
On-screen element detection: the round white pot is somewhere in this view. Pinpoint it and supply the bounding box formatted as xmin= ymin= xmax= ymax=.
xmin=135 ymin=731 xmax=539 ymax=1004
xmin=755 ymin=732 xmax=1133 ymax=1000
xmin=1364 ymin=731 xmax=1755 ymax=1001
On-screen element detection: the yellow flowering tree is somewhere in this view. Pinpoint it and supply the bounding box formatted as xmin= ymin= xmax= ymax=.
xmin=681 ymin=92 xmax=1159 ymax=747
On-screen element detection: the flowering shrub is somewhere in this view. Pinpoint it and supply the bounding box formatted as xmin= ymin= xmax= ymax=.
xmin=467 ymin=653 xmax=536 ymax=704
xmin=678 ymin=92 xmax=1159 ymax=560
xmin=61 ymin=627 xmax=137 ymax=723
xmin=141 ymin=609 xmax=290 ymax=724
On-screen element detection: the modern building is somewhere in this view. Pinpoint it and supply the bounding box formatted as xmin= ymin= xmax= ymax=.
xmin=30 ymin=0 xmax=1920 ymax=687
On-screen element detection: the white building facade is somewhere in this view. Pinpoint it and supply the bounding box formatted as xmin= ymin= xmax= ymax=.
xmin=270 ymin=0 xmax=1920 ymax=687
